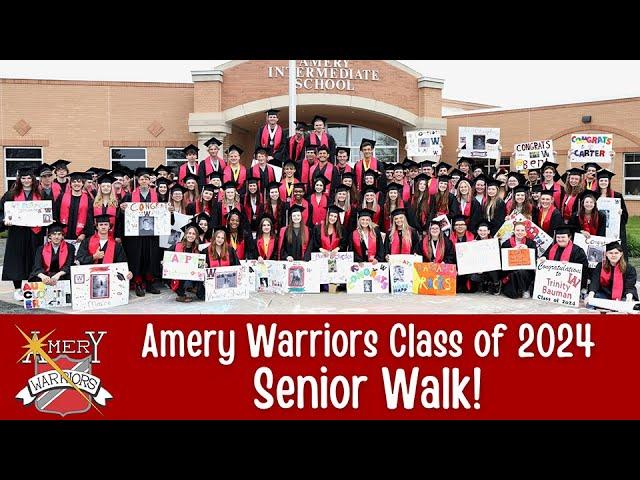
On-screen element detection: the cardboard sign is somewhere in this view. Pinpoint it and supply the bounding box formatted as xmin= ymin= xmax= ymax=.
xmin=497 ymin=214 xmax=553 ymax=257
xmin=514 ymin=140 xmax=554 ymax=171
xmin=455 ymin=238 xmax=501 ymax=275
xmin=588 ymin=297 xmax=640 ymax=313
xmin=412 ymin=262 xmax=457 ymax=296
xmin=204 ymin=266 xmax=250 ymax=301
xmin=162 ymin=251 xmax=206 ymax=281
xmin=596 ymin=197 xmax=621 ymax=240
xmin=389 ymin=254 xmax=423 ymax=294
xmin=346 ymin=262 xmax=390 ymax=294
xmin=241 ymin=260 xmax=288 ymax=294
xmin=501 ymin=248 xmax=536 ymax=270
xmin=458 ymin=127 xmax=500 ymax=160
xmin=4 ymin=200 xmax=53 ymax=227
xmin=285 ymin=261 xmax=321 ymax=293
xmin=310 ymin=252 xmax=354 ymax=284
xmin=573 ymin=233 xmax=612 ymax=268
xmin=406 ymin=130 xmax=442 ymax=157
xmin=570 ymin=134 xmax=613 ymax=163
xmin=124 ymin=202 xmax=171 ymax=236
xmin=159 ymin=212 xmax=193 ymax=249
xmin=71 ymin=262 xmax=130 ymax=311
xmin=21 ymin=280 xmax=71 ymax=310
xmin=533 ymin=260 xmax=583 ymax=308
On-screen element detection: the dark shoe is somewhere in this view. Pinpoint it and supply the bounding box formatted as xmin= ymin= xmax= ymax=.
xmin=146 ymin=284 xmax=161 ymax=294
xmin=135 ymin=284 xmax=145 ymax=297
xmin=492 ymin=282 xmax=501 ymax=296
xmin=176 ymin=296 xmax=192 ymax=303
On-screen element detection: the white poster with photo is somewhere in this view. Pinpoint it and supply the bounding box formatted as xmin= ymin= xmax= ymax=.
xmin=241 ymin=260 xmax=287 ymax=294
xmin=533 ymin=260 xmax=583 ymax=308
xmin=162 ymin=251 xmax=206 ymax=281
xmin=570 ymin=134 xmax=613 ymax=163
xmin=500 ymin=248 xmax=536 ymax=271
xmin=159 ymin=212 xmax=193 ymax=249
xmin=4 ymin=200 xmax=54 ymax=227
xmin=596 ymin=196 xmax=621 ymax=240
xmin=70 ymin=262 xmax=130 ymax=311
xmin=346 ymin=262 xmax=390 ymax=294
xmin=204 ymin=266 xmax=250 ymax=301
xmin=514 ymin=140 xmax=554 ymax=171
xmin=573 ymin=233 xmax=611 ymax=268
xmin=21 ymin=280 xmax=72 ymax=310
xmin=310 ymin=252 xmax=354 ymax=284
xmin=458 ymin=127 xmax=501 ymax=160
xmin=432 ymin=214 xmax=451 ymax=233
xmin=389 ymin=254 xmax=423 ymax=294
xmin=124 ymin=202 xmax=171 ymax=236
xmin=406 ymin=130 xmax=442 ymax=157
xmin=587 ymin=297 xmax=640 ymax=313
xmin=496 ymin=214 xmax=554 ymax=257
xmin=455 ymin=238 xmax=501 ymax=275
xmin=285 ymin=261 xmax=321 ymax=293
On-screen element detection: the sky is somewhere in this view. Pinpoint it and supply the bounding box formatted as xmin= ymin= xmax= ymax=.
xmin=1 ymin=60 xmax=639 ymax=110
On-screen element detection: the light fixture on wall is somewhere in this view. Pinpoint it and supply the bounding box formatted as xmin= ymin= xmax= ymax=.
xmin=582 ymin=115 xmax=592 ymax=124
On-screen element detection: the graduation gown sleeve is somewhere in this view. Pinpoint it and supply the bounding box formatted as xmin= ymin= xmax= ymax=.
xmin=467 ymin=199 xmax=483 ymax=234
xmin=589 ymin=263 xmax=639 ymax=300
xmin=443 ymin=237 xmax=456 ymax=264
xmin=75 ymin=237 xmax=93 ymax=265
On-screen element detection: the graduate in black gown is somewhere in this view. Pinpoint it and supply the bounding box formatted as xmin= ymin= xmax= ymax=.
xmin=450 ymin=214 xmax=478 ymax=293
xmin=278 ymin=204 xmax=313 ymax=261
xmin=305 ymin=115 xmax=337 ymax=163
xmin=0 ymin=167 xmax=47 ymax=300
xmin=587 ymin=241 xmax=638 ymax=306
xmin=500 ymin=221 xmax=537 ymax=299
xmin=348 ymin=208 xmax=385 ymax=263
xmin=76 ymin=214 xmax=131 ymax=270
xmin=415 ymin=219 xmax=455 ymax=264
xmin=540 ymin=224 xmax=590 ymax=290
xmin=29 ymin=222 xmax=74 ymax=284
xmin=254 ymin=109 xmax=286 ymax=167
xmin=53 ymin=171 xmax=95 ymax=243
xmin=596 ymin=169 xmax=629 ymax=259
xmin=384 ymin=207 xmax=420 ymax=260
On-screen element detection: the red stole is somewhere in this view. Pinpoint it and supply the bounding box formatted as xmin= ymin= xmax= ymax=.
xmin=230 ymin=235 xmax=245 ymax=260
xmin=223 ymin=165 xmax=247 ymax=186
xmin=59 ymin=190 xmax=90 ymax=237
xmin=310 ymin=162 xmax=334 ymax=194
xmin=257 ymin=235 xmax=276 ymax=259
xmin=508 ymin=236 xmax=526 ymax=248
xmin=15 ymin=190 xmax=42 ymax=234
xmin=243 ymin=194 xmax=262 ymax=223
xmin=428 ymin=177 xmax=438 ymax=196
xmin=203 ymin=155 xmax=227 ymax=178
xmin=41 ymin=241 xmax=69 ymax=272
xmin=289 ymin=199 xmax=310 ymax=225
xmin=208 ymin=250 xmax=231 ymax=267
xmin=352 ymin=229 xmax=377 ymax=260
xmin=401 ymin=182 xmax=411 ymax=203
xmin=88 ymin=234 xmax=116 ymax=264
xmin=195 ymin=201 xmax=213 ymax=216
xmin=580 ymin=213 xmax=599 ymax=235
xmin=278 ymin=225 xmax=310 ymax=256
xmin=390 ymin=230 xmax=412 ymax=254
xmin=279 ymin=179 xmax=296 ymax=201
xmin=459 ymin=198 xmax=472 ymax=220
xmin=548 ymin=241 xmax=574 ymax=262
xmin=338 ymin=206 xmax=352 ymax=230
xmin=355 ymin=157 xmax=378 ymax=190
xmin=539 ymin=205 xmax=556 ymax=233
xmin=261 ymin=125 xmax=283 ymax=151
xmin=310 ymin=193 xmax=328 ymax=225
xmin=178 ymin=162 xmax=199 ymax=186
xmin=584 ymin=178 xmax=598 ymax=192
xmin=562 ymin=194 xmax=578 ymax=221
xmin=451 ymin=231 xmax=475 ymax=245
xmin=132 ymin=188 xmax=158 ymax=203
xmin=370 ymin=205 xmax=381 ymax=225
xmin=94 ymin=203 xmax=117 ymax=237
xmin=51 ymin=182 xmax=63 ymax=202
xmin=543 ymin=181 xmax=563 ymax=209
xmin=600 ymin=264 xmax=624 ymax=300
xmin=251 ymin=164 xmax=276 ymax=190
xmin=220 ymin=202 xmax=241 ymax=226
xmin=320 ymin=228 xmax=341 ymax=250
xmin=309 ymin=132 xmax=329 ymax=148
xmin=288 ymin=136 xmax=305 ymax=160
xmin=300 ymin=160 xmax=317 ymax=186
xmin=422 ymin=236 xmax=444 ymax=263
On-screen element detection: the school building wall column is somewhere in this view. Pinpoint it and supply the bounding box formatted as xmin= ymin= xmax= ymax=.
xmin=189 ymin=70 xmax=231 ymax=159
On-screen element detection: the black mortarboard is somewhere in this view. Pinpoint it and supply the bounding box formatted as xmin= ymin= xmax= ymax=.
xmin=51 ymin=159 xmax=71 ymax=170
xmin=606 ymin=241 xmax=623 ymax=252
xmin=434 ymin=162 xmax=452 ymax=172
xmin=527 ymin=168 xmax=541 ymax=175
xmin=486 ymin=138 xmax=499 ymax=145
xmin=540 ymin=161 xmax=559 ymax=173
xmin=267 ymin=181 xmax=281 ymax=191
xmin=565 ymin=167 xmax=586 ymax=177
xmin=289 ymin=204 xmax=306 ymax=215
xmin=359 ymin=138 xmax=376 ymax=150
xmin=208 ymin=171 xmax=223 ymax=181
xmin=226 ymin=145 xmax=244 ymax=155
xmin=336 ymin=146 xmax=350 ymax=157
xmin=293 ymin=182 xmax=306 ymax=190
xmin=582 ymin=162 xmax=602 ymax=171
xmin=578 ymin=190 xmax=600 ymax=202
xmin=530 ymin=184 xmax=543 ymax=193
xmin=36 ymin=163 xmax=54 ymax=175
xmin=312 ymin=114 xmax=327 ymax=124
xmin=451 ymin=214 xmax=467 ymax=224
xmin=97 ymin=174 xmax=116 ymax=184
xmin=212 ymin=225 xmax=228 ymax=235
xmin=227 ymin=208 xmax=243 ymax=218
xmin=47 ymin=222 xmax=65 ymax=234
xmin=305 ymin=145 xmax=318 ymax=153
xmin=183 ymin=173 xmax=199 ymax=183
xmin=202 ymin=184 xmax=216 ymax=192
xmin=403 ymin=159 xmax=419 ymax=169
xmin=486 ymin=178 xmax=502 ymax=188
xmin=335 ymin=185 xmax=350 ymax=194
xmin=135 ymin=167 xmax=154 ymax=177
xmin=413 ymin=173 xmax=431 ymax=184
xmin=420 ymin=160 xmax=436 ymax=168
xmin=181 ymin=222 xmax=205 ymax=236
xmin=194 ymin=212 xmax=211 ymax=224
xmin=155 ymin=178 xmax=171 ymax=187
xmin=437 ymin=174 xmax=451 ymax=183
xmin=362 ymin=186 xmax=378 ymax=196
xmin=222 ymin=181 xmax=237 ymax=190
xmin=363 ymin=169 xmax=380 ymax=179
xmin=457 ymin=157 xmax=473 ymax=166
xmin=94 ymin=213 xmax=114 ymax=225
xmin=506 ymin=171 xmax=526 ymax=184
xmin=449 ymin=168 xmax=465 ymax=179
xmin=472 ymin=174 xmax=491 ymax=185
xmin=204 ymin=137 xmax=222 ymax=147
xmin=596 ymin=169 xmax=615 ymax=180
xmin=170 ymin=184 xmax=187 ymax=194
xmin=327 ymin=205 xmax=344 ymax=215
xmin=341 ymin=172 xmax=356 ymax=181
xmin=429 ymin=219 xmax=442 ymax=226
xmin=154 ymin=165 xmax=172 ymax=175
xmin=17 ymin=167 xmax=35 ymax=177
xmin=69 ymin=171 xmax=85 ymax=181
xmin=266 ymin=109 xmax=280 ymax=116
xmin=553 ymin=224 xmax=579 ymax=236
xmin=386 ymin=182 xmax=403 ymax=192
xmin=246 ymin=177 xmax=260 ymax=185
xmin=85 ymin=167 xmax=97 ymax=174
xmin=477 ymin=221 xmax=491 ymax=229
xmin=390 ymin=207 xmax=408 ymax=218
xmin=294 ymin=121 xmax=307 ymax=131
xmin=357 ymin=208 xmax=374 ymax=219
xmin=539 ymin=188 xmax=555 ymax=197
xmin=513 ymin=185 xmax=529 ymax=195
xmin=109 ymin=169 xmax=127 ymax=178
xmin=392 ymin=163 xmax=405 ymax=172
xmin=255 ymin=147 xmax=269 ymax=156
xmin=282 ymin=159 xmax=297 ymax=170
xmin=312 ymin=175 xmax=329 ymax=186
xmin=182 ymin=144 xmax=199 ymax=155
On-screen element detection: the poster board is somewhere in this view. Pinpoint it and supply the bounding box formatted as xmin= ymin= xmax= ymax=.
xmin=71 ymin=262 xmax=130 ymax=311
xmin=569 ymin=134 xmax=613 ymax=163
xmin=346 ymin=262 xmax=390 ymax=294
xmin=159 ymin=212 xmax=192 ymax=249
xmin=285 ymin=261 xmax=321 ymax=293
xmin=204 ymin=266 xmax=250 ymax=301
xmin=573 ymin=233 xmax=611 ymax=268
xmin=588 ymin=297 xmax=640 ymax=313
xmin=501 ymin=248 xmax=536 ymax=270
xmin=21 ymin=280 xmax=71 ymax=310
xmin=124 ymin=202 xmax=171 ymax=236
xmin=514 ymin=140 xmax=554 ymax=171
xmin=241 ymin=260 xmax=288 ymax=294
xmin=389 ymin=254 xmax=423 ymax=294
xmin=455 ymin=238 xmax=501 ymax=275
xmin=162 ymin=251 xmax=206 ymax=281
xmin=4 ymin=200 xmax=53 ymax=227
xmin=496 ymin=214 xmax=553 ymax=257
xmin=412 ymin=262 xmax=457 ymax=296
xmin=533 ymin=260 xmax=583 ymax=308
xmin=310 ymin=252 xmax=354 ymax=284
xmin=458 ymin=127 xmax=500 ymax=160
xmin=596 ymin=197 xmax=621 ymax=240
xmin=406 ymin=130 xmax=442 ymax=157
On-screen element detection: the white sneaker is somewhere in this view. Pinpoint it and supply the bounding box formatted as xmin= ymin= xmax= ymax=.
xmin=14 ymin=289 xmax=24 ymax=301
xmin=522 ymin=291 xmax=531 ymax=299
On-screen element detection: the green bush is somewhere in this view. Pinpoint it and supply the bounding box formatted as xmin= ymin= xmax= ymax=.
xmin=0 ymin=230 xmax=7 ymax=239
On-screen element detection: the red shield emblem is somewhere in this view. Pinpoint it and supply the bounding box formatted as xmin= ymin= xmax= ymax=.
xmin=34 ymin=355 xmax=92 ymax=416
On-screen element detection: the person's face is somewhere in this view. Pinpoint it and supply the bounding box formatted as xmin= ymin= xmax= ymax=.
xmin=531 ymin=192 xmax=541 ymax=202
xmin=343 ymin=177 xmax=353 ymax=187
xmin=202 ymin=190 xmax=214 ymax=201
xmin=186 ymin=152 xmax=197 ymax=163
xmin=248 ymin=183 xmax=258 ymax=194
xmin=40 ymin=171 xmax=53 ymax=185
xmin=598 ymin=177 xmax=609 ymax=190
xmin=212 ymin=178 xmax=222 ymax=187
xmin=556 ymin=233 xmax=569 ymax=247
xmin=20 ymin=175 xmax=33 ymax=188
xmin=388 ymin=190 xmax=398 ymax=201
xmin=438 ymin=180 xmax=448 ymax=192
xmin=157 ymin=171 xmax=168 ymax=179
xmin=314 ymin=181 xmax=324 ymax=193
xmin=540 ymin=194 xmax=552 ymax=208
xmin=208 ymin=145 xmax=220 ymax=158
xmin=138 ymin=176 xmax=150 ymax=188
xmin=56 ymin=168 xmax=68 ymax=180
xmin=328 ymin=212 xmax=338 ymax=224
xmin=84 ymin=179 xmax=95 ymax=191
xmin=284 ymin=165 xmax=295 ymax=177
xmin=228 ymin=151 xmax=240 ymax=164
xmin=257 ymin=153 xmax=267 ymax=165
xmin=364 ymin=176 xmax=375 ymax=186
xmin=474 ymin=168 xmax=482 ymax=177
xmin=459 ymin=163 xmax=469 ymax=174
xmin=606 ymin=248 xmax=623 ymax=264
xmin=225 ymin=188 xmax=236 ymax=201
xmin=142 ymin=218 xmax=152 ymax=229
xmin=359 ymin=216 xmax=371 ymax=229
xmin=583 ymin=197 xmax=595 ymax=211
xmin=361 ymin=145 xmax=373 ymax=159
xmin=97 ymin=222 xmax=110 ymax=235
xmin=49 ymin=231 xmax=63 ymax=245
xmin=215 ymin=231 xmax=226 ymax=246
xmin=185 ymin=228 xmax=198 ymax=243
xmin=543 ymin=168 xmax=555 ymax=182
xmin=507 ymin=177 xmax=519 ymax=189
xmin=149 ymin=175 xmax=157 ymax=184
xmin=451 ymin=176 xmax=460 ymax=188
xmin=487 ymin=185 xmax=498 ymax=198
xmin=586 ymin=167 xmax=597 ymax=179
xmin=318 ymin=150 xmax=329 ymax=163
xmin=291 ymin=211 xmax=302 ymax=224
xmin=71 ymin=178 xmax=83 ymax=191
xmin=393 ymin=169 xmax=404 ymax=181
xmin=437 ymin=168 xmax=448 ymax=176
xmin=269 ymin=188 xmax=279 ymax=201
xmin=294 ymin=187 xmax=304 ymax=200
xmin=430 ymin=224 xmax=441 ymax=237
xmin=186 ymin=180 xmax=197 ymax=191
xmin=496 ymin=174 xmax=507 ymax=184
xmin=267 ymin=114 xmax=279 ymax=126
xmin=198 ymin=219 xmax=208 ymax=232
xmin=528 ymin=171 xmax=539 ymax=182
xmin=336 ymin=191 xmax=347 ymax=203
xmin=458 ymin=181 xmax=470 ymax=195
xmin=364 ymin=192 xmax=375 ymax=204
xmin=306 ymin=151 xmax=317 ymax=163
xmin=314 ymin=120 xmax=324 ymax=133
xmin=295 ymin=128 xmax=304 ymax=138
xmin=261 ymin=220 xmax=272 ymax=234
xmin=417 ymin=179 xmax=427 ymax=192
xmin=229 ymin=215 xmax=240 ymax=230
xmin=386 ymin=170 xmax=394 ymax=181
xmin=475 ymin=180 xmax=485 ymax=194
xmin=454 ymin=221 xmax=466 ymax=235
xmin=425 ymin=166 xmax=434 ymax=177
xmin=568 ymin=175 xmax=581 ymax=187
xmin=515 ymin=192 xmax=526 ymax=204
xmin=477 ymin=226 xmax=489 ymax=239
xmin=337 ymin=151 xmax=348 ymax=164
xmin=394 ymin=215 xmax=405 ymax=228
xmin=113 ymin=176 xmax=123 ymax=189
xmin=514 ymin=224 xmax=526 ymax=239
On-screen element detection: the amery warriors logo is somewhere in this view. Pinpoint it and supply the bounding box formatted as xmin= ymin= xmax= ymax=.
xmin=15 ymin=326 xmax=112 ymax=416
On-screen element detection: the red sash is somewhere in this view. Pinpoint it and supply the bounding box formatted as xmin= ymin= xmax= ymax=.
xmin=195 ymin=201 xmax=213 ymax=216
xmin=428 ymin=177 xmax=438 ymax=196
xmin=257 ymin=235 xmax=276 ymax=259
xmin=422 ymin=237 xmax=444 ymax=263
xmin=203 ymin=155 xmax=226 ymax=178
xmin=132 ymin=188 xmax=158 ymax=203
xmin=231 ymin=234 xmax=246 ymax=260
xmin=509 ymin=236 xmax=526 ymax=247
xmin=251 ymin=164 xmax=276 ymax=190
xmin=309 ymin=162 xmax=334 ymax=194
xmin=320 ymin=228 xmax=341 ymax=250
xmin=51 ymin=182 xmax=62 ymax=202
xmin=300 ymin=160 xmax=317 ymax=186
xmin=579 ymin=213 xmax=599 ymax=236
xmin=88 ymin=234 xmax=116 ymax=264
xmin=243 ymin=194 xmax=262 ymax=223
xmin=355 ymin=157 xmax=378 ymax=190
xmin=584 ymin=178 xmax=598 ymax=192
xmin=338 ymin=207 xmax=352 ymax=230
xmin=351 ymin=229 xmax=377 ymax=260
xmin=208 ymin=250 xmax=231 ymax=267
xmin=459 ymin=198 xmax=472 ymax=222
xmin=390 ymin=230 xmax=412 ymax=254
xmin=451 ymin=231 xmax=475 ymax=245
xmin=41 ymin=241 xmax=69 ymax=272
xmin=371 ymin=205 xmax=381 ymax=225
xmin=288 ymin=136 xmax=305 ymax=161
xmin=59 ymin=190 xmax=89 ymax=237
xmin=600 ymin=264 xmax=624 ymax=300
xmin=401 ymin=182 xmax=411 ymax=203
xmin=223 ymin=165 xmax=247 ymax=186
xmin=289 ymin=199 xmax=310 ymax=225
xmin=179 ymin=162 xmax=199 ymax=186
xmin=94 ymin=203 xmax=117 ymax=237
xmin=539 ymin=205 xmax=557 ymax=233
xmin=220 ymin=202 xmax=241 ymax=226
xmin=310 ymin=193 xmax=328 ymax=225
xmin=548 ymin=241 xmax=574 ymax=262
xmin=309 ymin=132 xmax=328 ymax=148
xmin=278 ymin=225 xmax=310 ymax=257
xmin=261 ymin=125 xmax=283 ymax=151
xmin=562 ymin=194 xmax=578 ymax=221
xmin=15 ymin=190 xmax=42 ymax=234
xmin=279 ymin=180 xmax=295 ymax=201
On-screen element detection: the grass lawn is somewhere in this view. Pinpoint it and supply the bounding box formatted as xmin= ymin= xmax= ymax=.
xmin=628 ymin=217 xmax=640 ymax=268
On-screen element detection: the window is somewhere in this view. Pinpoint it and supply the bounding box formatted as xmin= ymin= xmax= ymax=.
xmin=4 ymin=147 xmax=43 ymax=191
xmin=110 ymin=148 xmax=146 ymax=172
xmin=166 ymin=148 xmax=186 ymax=168
xmin=327 ymin=124 xmax=399 ymax=165
xmin=624 ymin=153 xmax=640 ymax=197
xmin=499 ymin=156 xmax=512 ymax=169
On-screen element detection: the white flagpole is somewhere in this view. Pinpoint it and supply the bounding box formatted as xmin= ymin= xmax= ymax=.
xmin=288 ymin=60 xmax=296 ymax=133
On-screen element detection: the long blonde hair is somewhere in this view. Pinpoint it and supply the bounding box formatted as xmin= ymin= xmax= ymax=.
xmin=389 ymin=213 xmax=412 ymax=247
xmin=93 ymin=186 xmax=118 ymax=208
xmin=209 ymin=230 xmax=229 ymax=260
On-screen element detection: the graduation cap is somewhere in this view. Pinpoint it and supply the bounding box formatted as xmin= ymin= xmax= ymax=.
xmin=97 ymin=174 xmax=116 ymax=184
xmin=451 ymin=214 xmax=468 ymax=225
xmin=288 ymin=204 xmax=306 ymax=215
xmin=265 ymin=109 xmax=280 ymax=116
xmin=246 ymin=176 xmax=260 ymax=185
xmin=596 ymin=169 xmax=615 ymax=180
xmin=17 ymin=167 xmax=35 ymax=177
xmin=267 ymin=181 xmax=281 ymax=191
xmin=312 ymin=176 xmax=329 ymax=186
xmin=538 ymin=187 xmax=556 ymax=197
xmin=51 ymin=159 xmax=71 ymax=170
xmin=181 ymin=222 xmax=205 ymax=236
xmin=506 ymin=171 xmax=526 ymax=184
xmin=294 ymin=121 xmax=307 ymax=131
xmin=472 ymin=173 xmax=491 ymax=185
xmin=254 ymin=146 xmax=269 ymax=156
xmin=312 ymin=114 xmax=327 ymax=125
xmin=512 ymin=185 xmax=529 ymax=195
xmin=530 ymin=184 xmax=543 ymax=193
xmin=403 ymin=159 xmax=419 ymax=170
xmin=212 ymin=225 xmax=228 ymax=235
xmin=390 ymin=163 xmax=404 ymax=172
xmin=182 ymin=144 xmax=199 ymax=155
xmin=341 ymin=171 xmax=356 ymax=181
xmin=606 ymin=241 xmax=623 ymax=252
xmin=578 ymin=190 xmax=600 ymax=202
xmin=204 ymin=137 xmax=222 ymax=147
xmin=155 ymin=177 xmax=171 ymax=187
xmin=359 ymin=138 xmax=376 ymax=150
xmin=449 ymin=168 xmax=465 ymax=179
xmin=85 ymin=167 xmax=97 ymax=174
xmin=565 ymin=167 xmax=586 ymax=177
xmin=420 ymin=160 xmax=436 ymax=168
xmin=47 ymin=222 xmax=65 ymax=234
xmin=202 ymin=184 xmax=216 ymax=192
xmin=183 ymin=172 xmax=199 ymax=184
xmin=527 ymin=168 xmax=541 ymax=174
xmin=135 ymin=167 xmax=154 ymax=177
xmin=305 ymin=145 xmax=318 ymax=153
xmin=486 ymin=178 xmax=503 ymax=188
xmin=109 ymin=169 xmax=127 ymax=179
xmin=226 ymin=145 xmax=244 ymax=155
xmin=540 ymin=161 xmax=559 ymax=173
xmin=362 ymin=185 xmax=378 ymax=196
xmin=363 ymin=169 xmax=380 ymax=179
xmin=457 ymin=157 xmax=473 ymax=166
xmin=94 ymin=213 xmax=115 ymax=225
xmin=154 ymin=165 xmax=172 ymax=175
xmin=486 ymin=138 xmax=499 ymax=145
xmin=221 ymin=181 xmax=238 ymax=190
xmin=207 ymin=171 xmax=223 ymax=181
xmin=386 ymin=182 xmax=403 ymax=192
xmin=390 ymin=207 xmax=408 ymax=218
xmin=68 ymin=171 xmax=86 ymax=181
xmin=434 ymin=162 xmax=452 ymax=172
xmin=327 ymin=205 xmax=345 ymax=215
xmin=226 ymin=207 xmax=243 ymax=218
xmin=553 ymin=224 xmax=579 ymax=236
xmin=282 ymin=159 xmax=297 ymax=170
xmin=413 ymin=173 xmax=431 ymax=184
xmin=357 ymin=208 xmax=375 ymax=219
xmin=335 ymin=184 xmax=351 ymax=194
xmin=292 ymin=182 xmax=306 ymax=190
xmin=429 ymin=218 xmax=443 ymax=226
xmin=437 ymin=174 xmax=451 ymax=183
xmin=194 ymin=212 xmax=212 ymax=224
xmin=35 ymin=163 xmax=54 ymax=176
xmin=477 ymin=221 xmax=491 ymax=229
xmin=336 ymin=146 xmax=350 ymax=157
xmin=582 ymin=162 xmax=602 ymax=172
xmin=170 ymin=184 xmax=187 ymax=194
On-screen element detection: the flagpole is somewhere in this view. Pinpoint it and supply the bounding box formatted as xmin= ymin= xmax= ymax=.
xmin=289 ymin=60 xmax=296 ymax=133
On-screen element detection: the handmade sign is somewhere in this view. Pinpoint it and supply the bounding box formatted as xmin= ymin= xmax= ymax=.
xmin=21 ymin=280 xmax=71 ymax=310
xmin=159 ymin=212 xmax=192 ymax=249
xmin=241 ymin=260 xmax=287 ymax=294
xmin=501 ymin=248 xmax=536 ymax=271
xmin=569 ymin=134 xmax=613 ymax=163
xmin=514 ymin=139 xmax=554 ymax=171
xmin=432 ymin=214 xmax=451 ymax=233
xmin=285 ymin=261 xmax=321 ymax=293
xmin=596 ymin=197 xmax=621 ymax=240
xmin=412 ymin=262 xmax=457 ymax=296
xmin=496 ymin=214 xmax=553 ymax=257
xmin=389 ymin=254 xmax=422 ymax=294
xmin=455 ymin=238 xmax=501 ymax=275
xmin=346 ymin=262 xmax=390 ymax=294
xmin=588 ymin=297 xmax=640 ymax=313
xmin=124 ymin=202 xmax=171 ymax=236
xmin=162 ymin=251 xmax=206 ymax=281
xmin=310 ymin=252 xmax=354 ymax=284
xmin=573 ymin=233 xmax=610 ymax=268
xmin=70 ymin=262 xmax=130 ymax=311
xmin=458 ymin=127 xmax=500 ymax=160
xmin=4 ymin=200 xmax=53 ymax=227
xmin=533 ymin=260 xmax=583 ymax=307
xmin=204 ymin=265 xmax=250 ymax=301
xmin=406 ymin=130 xmax=442 ymax=157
